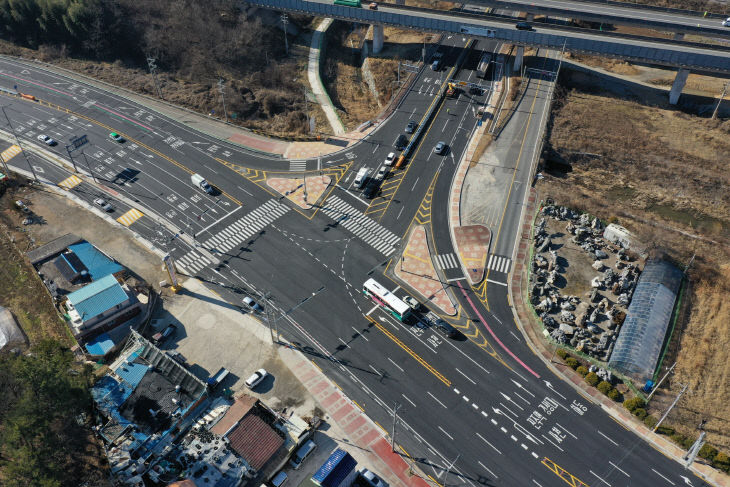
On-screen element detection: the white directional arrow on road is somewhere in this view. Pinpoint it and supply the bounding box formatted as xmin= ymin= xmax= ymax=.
xmin=543 ymin=380 xmax=566 ymax=400
xmin=511 ymin=379 xmax=536 ymax=397
xmin=500 ymin=392 xmax=524 ymax=411
xmin=680 ymin=475 xmax=695 ymax=486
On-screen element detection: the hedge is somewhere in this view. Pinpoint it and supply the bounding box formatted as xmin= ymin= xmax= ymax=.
xmin=656 ymin=425 xmax=674 ymax=436
xmin=597 ymin=381 xmax=613 ymax=395
xmin=633 ymin=408 xmax=648 ymax=420
xmin=607 ymin=388 xmax=621 ymax=401
xmin=624 ymin=397 xmax=646 ymax=412
xmin=713 ymin=452 xmax=730 ymax=472
xmin=565 ymin=357 xmax=580 ymax=369
xmin=585 ymin=372 xmax=599 ymax=387
xmin=576 ymin=365 xmax=589 ymax=377
xmin=644 ymin=415 xmax=658 ymax=428
xmin=699 ymin=444 xmax=718 ymax=461
xmin=556 ymin=349 xmax=569 ymax=360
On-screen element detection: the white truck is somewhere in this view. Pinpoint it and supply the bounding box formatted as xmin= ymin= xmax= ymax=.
xmin=191 ymin=173 xmax=213 ymax=194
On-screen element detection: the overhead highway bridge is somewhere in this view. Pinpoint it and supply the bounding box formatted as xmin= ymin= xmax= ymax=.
xmin=246 ymin=0 xmax=730 ymax=103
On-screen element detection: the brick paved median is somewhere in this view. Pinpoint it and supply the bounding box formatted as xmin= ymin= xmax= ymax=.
xmin=267 ymin=175 xmax=331 ymax=209
xmin=454 ymin=225 xmax=491 ymax=284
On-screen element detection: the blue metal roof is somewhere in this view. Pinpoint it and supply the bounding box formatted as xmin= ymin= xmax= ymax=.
xmin=67 ymin=274 xmax=129 ymax=321
xmin=68 ymin=242 xmax=123 ymax=281
xmin=609 ymin=260 xmax=683 ymax=383
xmin=312 ymin=449 xmax=356 ymax=487
xmin=114 ymin=351 xmax=149 ymax=389
xmin=85 ymin=333 xmax=115 ymax=356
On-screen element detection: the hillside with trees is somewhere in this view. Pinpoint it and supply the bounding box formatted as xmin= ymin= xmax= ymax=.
xmin=0 ymin=0 xmax=311 ymax=135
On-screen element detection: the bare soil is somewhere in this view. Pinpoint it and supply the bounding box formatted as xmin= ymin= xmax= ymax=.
xmin=539 ymin=71 xmax=730 ymax=450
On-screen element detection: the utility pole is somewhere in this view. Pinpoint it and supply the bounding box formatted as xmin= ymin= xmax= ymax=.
xmin=281 ymin=14 xmax=289 ymax=56
xmin=391 ymin=402 xmax=401 ymax=452
xmin=1 ymin=106 xmax=38 ymax=181
xmin=146 ymin=56 xmax=163 ymax=99
xmin=653 ymin=383 xmax=687 ymax=433
xmin=684 ymin=420 xmax=707 ymax=468
xmin=81 ymin=151 xmax=97 ymax=183
xmin=0 ymin=152 xmax=10 ymax=180
xmin=647 ymin=362 xmax=676 ymax=403
xmin=711 ymin=82 xmax=728 ymax=120
xmin=217 ymin=78 xmax=228 ymax=122
xmin=443 ymin=453 xmax=460 ymax=487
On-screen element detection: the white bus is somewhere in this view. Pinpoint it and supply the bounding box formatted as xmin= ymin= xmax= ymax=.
xmin=363 ymin=279 xmax=412 ymax=322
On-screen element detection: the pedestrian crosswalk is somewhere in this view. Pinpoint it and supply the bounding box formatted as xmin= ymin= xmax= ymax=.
xmin=434 ymin=253 xmax=459 ymax=270
xmin=58 ymin=174 xmax=83 ymax=190
xmin=319 ymin=195 xmax=400 ymax=256
xmin=202 ymin=199 xmax=290 ymax=253
xmin=116 ymin=208 xmax=144 ymax=227
xmin=487 ymin=254 xmax=511 ymax=274
xmin=175 ymin=249 xmax=213 ymax=275
xmin=0 ymin=145 xmax=21 ymax=162
xmin=290 ymin=160 xmax=306 ymax=172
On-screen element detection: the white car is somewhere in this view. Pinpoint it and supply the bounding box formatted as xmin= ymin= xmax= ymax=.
xmin=376 ymin=166 xmax=388 ymax=181
xmin=402 ymin=295 xmax=419 ymax=311
xmin=93 ymin=198 xmax=113 ymax=212
xmin=723 ymin=17 xmax=730 ymax=27
xmin=37 ymin=134 xmax=56 ymax=146
xmin=359 ymin=469 xmax=388 ymax=487
xmin=243 ymin=296 xmax=263 ymax=312
xmin=245 ymin=368 xmax=268 ymax=389
xmin=384 ymin=152 xmax=396 ymax=166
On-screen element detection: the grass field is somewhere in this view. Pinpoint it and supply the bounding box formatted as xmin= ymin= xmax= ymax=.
xmin=539 ymin=70 xmax=730 ymax=450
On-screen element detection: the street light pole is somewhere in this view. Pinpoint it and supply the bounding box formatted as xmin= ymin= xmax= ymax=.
xmin=391 ymin=402 xmax=401 ymax=452
xmin=81 ymin=151 xmax=97 ymax=183
xmin=1 ymin=106 xmax=38 ymax=181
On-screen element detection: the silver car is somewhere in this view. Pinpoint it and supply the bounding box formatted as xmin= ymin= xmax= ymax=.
xmin=93 ymin=198 xmax=113 ymax=212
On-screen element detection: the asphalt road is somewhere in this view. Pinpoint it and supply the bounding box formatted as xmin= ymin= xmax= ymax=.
xmin=0 ymin=40 xmax=712 ymax=487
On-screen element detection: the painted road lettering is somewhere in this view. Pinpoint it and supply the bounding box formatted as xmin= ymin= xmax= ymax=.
xmin=537 ymin=397 xmax=559 ymax=415
xmin=570 ymin=400 xmax=587 ymax=415
xmin=526 ymin=411 xmax=547 ymax=430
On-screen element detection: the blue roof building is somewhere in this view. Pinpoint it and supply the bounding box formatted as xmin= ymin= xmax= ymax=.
xmin=66 ymin=274 xmax=141 ymax=338
xmin=312 ymin=449 xmax=358 ymax=487
xmin=67 ymin=242 xmax=123 ymax=281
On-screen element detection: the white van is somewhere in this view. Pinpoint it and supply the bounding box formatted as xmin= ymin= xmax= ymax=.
xmin=290 ymin=440 xmax=317 ymax=470
xmin=191 ymin=173 xmax=213 ymax=194
xmin=354 ymin=167 xmax=370 ymax=189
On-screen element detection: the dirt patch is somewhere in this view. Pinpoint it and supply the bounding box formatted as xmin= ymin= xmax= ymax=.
xmin=323 ymin=22 xmax=427 ymax=130
xmin=564 ymin=52 xmax=641 ymax=76
xmin=539 ymin=75 xmax=730 ymax=450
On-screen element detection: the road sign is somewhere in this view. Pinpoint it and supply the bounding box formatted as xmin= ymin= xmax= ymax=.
xmin=163 ymin=254 xmax=179 ymax=289
xmin=68 ymin=134 xmax=88 ymax=151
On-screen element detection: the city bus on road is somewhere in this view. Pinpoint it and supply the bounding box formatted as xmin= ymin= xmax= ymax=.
xmin=363 ymin=279 xmax=412 ymax=322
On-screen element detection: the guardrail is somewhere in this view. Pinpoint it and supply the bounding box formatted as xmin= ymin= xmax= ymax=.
xmin=540 ymin=0 xmax=728 ymax=19
xmin=245 ymin=0 xmax=730 ymax=73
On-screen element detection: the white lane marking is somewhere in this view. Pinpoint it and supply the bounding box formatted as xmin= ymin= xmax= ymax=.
xmin=427 ymin=391 xmax=448 ymax=409
xmin=397 ymin=206 xmax=405 ymax=219
xmin=453 ymin=388 xmax=460 ymax=394
xmin=437 ymin=426 xmax=454 ymax=441
xmin=401 ymin=394 xmax=417 ymax=407
xmin=608 ymin=461 xmax=630 ymax=478
xmin=486 ymin=278 xmax=508 ymax=287
xmin=476 ymin=432 xmax=502 ymax=454
xmin=387 ymin=357 xmax=403 ymax=372
xmin=369 ymin=364 xmax=380 ymax=374
xmin=651 ymin=469 xmax=675 ymax=485
xmin=555 ymin=423 xmax=577 ymax=440
xmin=365 ymin=304 xmax=379 ymax=316
xmin=338 ymin=338 xmax=349 ymax=348
xmin=447 ymin=276 xmax=467 ymax=282
xmin=352 ymin=326 xmax=370 ymax=341
xmin=411 ymin=177 xmax=420 ymax=191
xmin=589 ymin=471 xmax=612 ymax=486
xmin=597 ymin=430 xmax=618 ymax=446
xmin=541 ymin=434 xmax=564 ymax=452
xmin=477 ymin=461 xmax=498 ymax=479
xmin=237 ymin=185 xmax=254 ymax=196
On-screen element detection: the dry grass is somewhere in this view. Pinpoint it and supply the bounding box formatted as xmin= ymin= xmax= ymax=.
xmin=563 ymin=52 xmax=641 ymax=76
xmin=540 ymin=80 xmax=730 ymax=450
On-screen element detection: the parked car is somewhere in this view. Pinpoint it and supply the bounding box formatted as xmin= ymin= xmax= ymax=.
xmin=405 ymin=120 xmax=417 ymax=134
xmin=152 ymin=324 xmax=177 ymax=345
xmin=376 ymin=166 xmax=388 ymax=181
xmin=359 ymin=469 xmax=388 ymax=487
xmin=515 ymin=21 xmax=533 ymax=31
xmin=384 ymin=152 xmax=396 ymax=166
xmin=245 ymin=368 xmax=268 ymax=389
xmin=109 ymin=132 xmax=125 ymax=142
xmin=243 ymin=296 xmax=263 ymax=312
xmin=37 ymin=134 xmax=56 ymax=146
xmin=402 ymin=295 xmax=419 ymax=311
xmin=362 ymin=177 xmax=381 ymax=199
xmin=434 ymin=141 xmax=447 ymax=155
xmin=290 ymin=440 xmax=317 ymax=470
xmin=269 ymin=471 xmax=289 ymax=487
xmin=93 ymin=198 xmax=113 ymax=212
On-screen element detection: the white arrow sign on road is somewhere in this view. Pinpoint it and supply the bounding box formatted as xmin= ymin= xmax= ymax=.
xmin=680 ymin=475 xmax=694 ymax=486
xmin=511 ymin=378 xmax=536 ymax=397
xmin=543 ymin=380 xmax=566 ymax=400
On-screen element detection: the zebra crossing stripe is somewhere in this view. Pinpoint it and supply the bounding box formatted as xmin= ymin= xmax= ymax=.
xmin=116 ymin=208 xmax=144 ymax=227
xmin=435 ymin=253 xmax=458 ymax=270
xmin=58 ymin=175 xmax=83 ymax=190
xmin=290 ymin=160 xmax=307 ymax=171
xmin=319 ymin=196 xmax=400 ymax=256
xmin=203 ymin=199 xmax=290 ymax=251
xmin=0 ymin=145 xmax=22 ymax=161
xmin=487 ymin=255 xmax=511 ymax=274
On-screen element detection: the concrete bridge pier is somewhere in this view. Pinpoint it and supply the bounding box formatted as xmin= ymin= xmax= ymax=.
xmin=513 ymin=46 xmax=524 ymax=72
xmin=669 ymin=68 xmax=690 ymax=105
xmin=373 ymin=24 xmax=384 ymax=54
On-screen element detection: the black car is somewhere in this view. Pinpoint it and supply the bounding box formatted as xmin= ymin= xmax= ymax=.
xmin=424 ymin=312 xmax=458 ymax=339
xmin=515 ymin=21 xmax=533 ymax=31
xmin=405 ymin=120 xmax=417 ymax=134
xmin=394 ymin=134 xmax=408 ymax=150
xmin=362 ymin=177 xmax=381 ymax=199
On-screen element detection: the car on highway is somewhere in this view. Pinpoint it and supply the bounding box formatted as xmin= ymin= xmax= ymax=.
xmin=434 ymin=141 xmax=447 ymax=155
xmin=368 ymin=2 xmax=378 ymax=9
xmin=515 ymin=21 xmax=533 ymax=31
xmin=405 ymin=120 xmax=417 ymax=134
xmin=723 ymin=17 xmax=730 ymax=27
xmin=37 ymin=134 xmax=56 ymax=146
xmin=424 ymin=311 xmax=458 ymax=339
xmin=109 ymin=132 xmax=125 ymax=143
xmin=243 ymin=296 xmax=264 ymax=312
xmin=384 ymin=152 xmax=396 ymax=166
xmin=394 ymin=134 xmax=408 ymax=150
xmin=245 ymin=368 xmax=268 ymax=389
xmin=359 ymin=469 xmax=388 ymax=487
xmin=93 ymin=198 xmax=114 ymax=212
xmin=402 ymin=295 xmax=419 ymax=311
xmin=431 ymin=59 xmax=441 ymax=71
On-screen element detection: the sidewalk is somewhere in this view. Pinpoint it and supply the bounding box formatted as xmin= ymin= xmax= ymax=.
xmin=308 ymin=19 xmax=346 ymax=136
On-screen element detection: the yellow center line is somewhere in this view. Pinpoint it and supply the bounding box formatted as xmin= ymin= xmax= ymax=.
xmin=367 ymin=316 xmax=451 ymax=387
